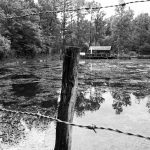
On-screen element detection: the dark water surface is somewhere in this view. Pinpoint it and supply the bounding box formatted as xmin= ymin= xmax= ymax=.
xmin=1 ymin=57 xmax=150 ymax=150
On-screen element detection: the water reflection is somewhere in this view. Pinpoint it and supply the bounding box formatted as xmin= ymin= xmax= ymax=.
xmin=0 ymin=68 xmax=12 ymax=75
xmin=75 ymin=89 xmax=105 ymax=116
xmin=111 ymin=91 xmax=131 ymax=114
xmin=1 ymin=58 xmax=150 ymax=149
xmin=0 ymin=109 xmax=54 ymax=145
xmin=133 ymin=91 xmax=146 ymax=100
xmin=1 ymin=112 xmax=26 ymax=145
xmin=11 ymin=82 xmax=40 ymax=98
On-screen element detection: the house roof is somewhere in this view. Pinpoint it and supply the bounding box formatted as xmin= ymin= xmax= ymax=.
xmin=89 ymin=46 xmax=111 ymax=51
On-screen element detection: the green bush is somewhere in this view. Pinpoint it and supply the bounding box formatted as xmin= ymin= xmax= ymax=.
xmin=0 ymin=34 xmax=11 ymax=59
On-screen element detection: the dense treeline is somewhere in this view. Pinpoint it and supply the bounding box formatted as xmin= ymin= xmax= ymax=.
xmin=0 ymin=0 xmax=150 ymax=59
xmin=0 ymin=0 xmax=61 ymax=59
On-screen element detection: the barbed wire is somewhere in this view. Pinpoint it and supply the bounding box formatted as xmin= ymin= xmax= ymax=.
xmin=3 ymin=0 xmax=150 ymax=19
xmin=0 ymin=107 xmax=150 ymax=141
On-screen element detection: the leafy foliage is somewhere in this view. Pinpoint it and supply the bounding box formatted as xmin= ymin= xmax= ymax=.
xmin=111 ymin=6 xmax=134 ymax=55
xmin=132 ymin=13 xmax=150 ymax=54
xmin=0 ymin=0 xmax=61 ymax=59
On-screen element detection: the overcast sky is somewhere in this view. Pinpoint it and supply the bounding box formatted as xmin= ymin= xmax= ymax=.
xmin=86 ymin=0 xmax=150 ymax=17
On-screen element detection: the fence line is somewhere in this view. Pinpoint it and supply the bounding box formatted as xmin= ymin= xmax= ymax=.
xmin=3 ymin=0 xmax=150 ymax=19
xmin=0 ymin=107 xmax=150 ymax=141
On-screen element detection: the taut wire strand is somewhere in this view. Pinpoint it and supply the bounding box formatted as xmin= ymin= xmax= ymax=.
xmin=0 ymin=108 xmax=150 ymax=141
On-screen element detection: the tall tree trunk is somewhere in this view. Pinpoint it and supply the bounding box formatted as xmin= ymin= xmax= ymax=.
xmin=54 ymin=46 xmax=80 ymax=150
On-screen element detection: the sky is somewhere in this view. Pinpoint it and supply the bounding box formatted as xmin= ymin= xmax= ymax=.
xmin=86 ymin=0 xmax=150 ymax=17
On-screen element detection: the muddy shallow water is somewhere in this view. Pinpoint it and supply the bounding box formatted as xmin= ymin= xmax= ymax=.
xmin=1 ymin=57 xmax=150 ymax=150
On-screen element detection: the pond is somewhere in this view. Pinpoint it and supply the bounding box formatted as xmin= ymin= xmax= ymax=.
xmin=0 ymin=56 xmax=150 ymax=150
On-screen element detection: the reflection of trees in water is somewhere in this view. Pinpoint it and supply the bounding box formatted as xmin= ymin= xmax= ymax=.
xmin=75 ymin=87 xmax=105 ymax=116
xmin=111 ymin=90 xmax=131 ymax=114
xmin=0 ymin=112 xmax=26 ymax=145
xmin=146 ymin=101 xmax=150 ymax=113
xmin=111 ymin=88 xmax=150 ymax=114
xmin=10 ymin=73 xmax=41 ymax=99
xmin=0 ymin=86 xmax=105 ymax=145
xmin=0 ymin=111 xmax=53 ymax=145
xmin=132 ymin=91 xmax=146 ymax=100
xmin=11 ymin=82 xmax=40 ymax=98
xmin=109 ymin=78 xmax=150 ymax=114
xmin=145 ymin=96 xmax=150 ymax=113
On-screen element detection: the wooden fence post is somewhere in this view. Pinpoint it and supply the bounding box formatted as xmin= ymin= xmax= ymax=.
xmin=54 ymin=46 xmax=80 ymax=150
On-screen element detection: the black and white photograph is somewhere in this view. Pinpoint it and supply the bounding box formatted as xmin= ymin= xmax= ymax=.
xmin=0 ymin=0 xmax=150 ymax=149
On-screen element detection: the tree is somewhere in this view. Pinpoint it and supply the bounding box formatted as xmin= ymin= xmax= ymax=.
xmin=65 ymin=0 xmax=106 ymax=47
xmin=0 ymin=0 xmax=45 ymax=57
xmin=0 ymin=0 xmax=60 ymax=58
xmin=111 ymin=1 xmax=134 ymax=55
xmin=102 ymin=17 xmax=114 ymax=47
xmin=38 ymin=0 xmax=61 ymax=53
xmin=94 ymin=11 xmax=106 ymax=45
xmin=132 ymin=13 xmax=150 ymax=54
xmin=11 ymin=20 xmax=43 ymax=57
